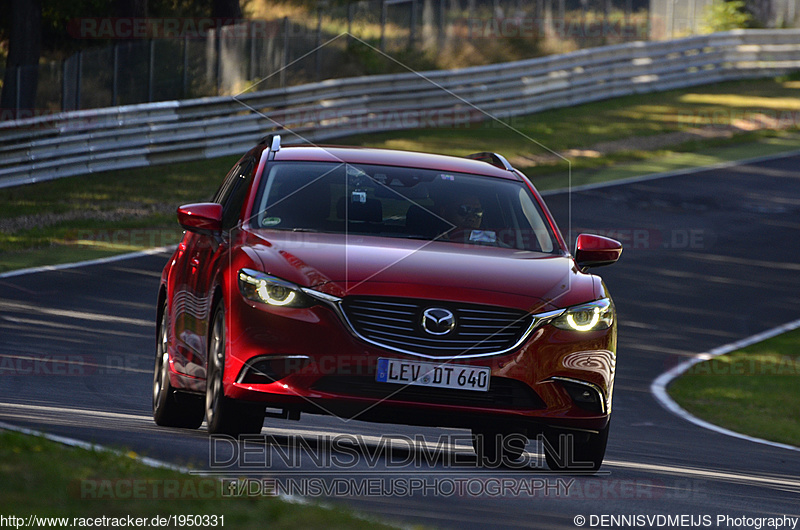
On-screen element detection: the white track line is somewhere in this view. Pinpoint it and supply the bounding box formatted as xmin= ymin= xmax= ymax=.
xmin=603 ymin=458 xmax=800 ymax=491
xmin=0 ymin=419 xmax=191 ymax=473
xmin=0 ymin=420 xmax=418 ymax=528
xmin=4 ymin=151 xmax=800 ymax=458
xmin=651 ymin=318 xmax=800 ymax=453
xmin=2 ymin=148 xmax=799 ymax=280
xmin=0 ymin=420 xmax=315 ymax=507
xmin=540 ymin=148 xmax=800 ymax=196
xmin=0 ymin=246 xmax=173 ymax=280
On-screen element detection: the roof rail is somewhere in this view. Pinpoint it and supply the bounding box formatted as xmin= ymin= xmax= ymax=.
xmin=465 ymin=152 xmax=514 ymax=171
xmin=259 ymin=133 xmax=282 ymax=160
xmin=268 ymin=134 xmax=281 ymax=159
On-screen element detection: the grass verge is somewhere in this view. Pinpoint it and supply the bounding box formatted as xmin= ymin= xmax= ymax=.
xmin=2 ymin=77 xmax=800 ymax=272
xmin=667 ymin=328 xmax=800 ymax=448
xmin=0 ymin=429 xmax=397 ymax=529
xmin=0 ymin=156 xmax=237 ymax=273
xmin=529 ymin=132 xmax=800 ymax=191
xmin=339 ymin=77 xmax=800 ymax=180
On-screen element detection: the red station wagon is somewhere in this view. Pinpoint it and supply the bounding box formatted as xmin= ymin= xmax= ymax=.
xmin=152 ymin=135 xmax=622 ymax=471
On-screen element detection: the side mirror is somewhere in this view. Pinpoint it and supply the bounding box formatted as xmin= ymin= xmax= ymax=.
xmin=177 ymin=203 xmax=223 ymax=235
xmin=574 ymin=234 xmax=622 ymax=270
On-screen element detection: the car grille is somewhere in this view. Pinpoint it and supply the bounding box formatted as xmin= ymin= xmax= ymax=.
xmin=311 ymin=375 xmax=546 ymax=410
xmin=340 ymin=296 xmax=533 ymax=358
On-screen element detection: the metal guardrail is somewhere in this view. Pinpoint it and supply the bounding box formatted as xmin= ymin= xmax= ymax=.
xmin=2 ymin=29 xmax=800 ymax=188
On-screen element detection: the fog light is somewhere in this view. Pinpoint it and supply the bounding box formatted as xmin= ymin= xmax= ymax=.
xmin=237 ymin=355 xmax=311 ymax=384
xmin=551 ymin=377 xmax=605 ymax=414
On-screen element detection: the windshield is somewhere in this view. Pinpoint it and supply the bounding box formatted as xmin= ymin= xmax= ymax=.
xmin=251 ymin=162 xmax=560 ymax=253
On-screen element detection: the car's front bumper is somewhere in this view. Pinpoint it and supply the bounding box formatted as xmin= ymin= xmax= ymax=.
xmin=221 ymin=292 xmax=616 ymax=435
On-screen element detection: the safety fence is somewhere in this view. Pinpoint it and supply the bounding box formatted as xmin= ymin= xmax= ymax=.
xmin=1 ymin=29 xmax=799 ymax=188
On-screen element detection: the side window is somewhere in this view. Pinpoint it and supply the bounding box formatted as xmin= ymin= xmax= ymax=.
xmin=213 ymin=162 xmax=241 ymax=205
xmin=220 ymin=158 xmax=256 ymax=231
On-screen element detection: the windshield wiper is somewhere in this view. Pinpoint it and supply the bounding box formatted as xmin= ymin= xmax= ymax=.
xmin=399 ymin=234 xmax=445 ymax=241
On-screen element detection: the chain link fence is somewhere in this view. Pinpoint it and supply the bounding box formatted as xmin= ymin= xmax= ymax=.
xmin=1 ymin=0 xmax=796 ymax=118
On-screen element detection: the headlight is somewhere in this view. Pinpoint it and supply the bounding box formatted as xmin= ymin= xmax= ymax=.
xmin=238 ymin=269 xmax=313 ymax=308
xmin=551 ymin=299 xmax=614 ymax=332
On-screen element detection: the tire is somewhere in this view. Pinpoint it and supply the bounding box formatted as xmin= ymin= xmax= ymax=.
xmin=205 ymin=303 xmax=265 ymax=437
xmin=152 ymin=303 xmax=204 ymax=429
xmin=472 ymin=427 xmax=527 ymax=466
xmin=543 ymin=421 xmax=610 ymax=472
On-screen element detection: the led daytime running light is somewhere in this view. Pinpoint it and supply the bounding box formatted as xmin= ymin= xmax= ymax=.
xmin=551 ymin=298 xmax=614 ymax=332
xmin=256 ymin=280 xmax=296 ymax=306
xmin=565 ymin=307 xmax=600 ymax=331
xmin=239 ymin=269 xmax=309 ymax=307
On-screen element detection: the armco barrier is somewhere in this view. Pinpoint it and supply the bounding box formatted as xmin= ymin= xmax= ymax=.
xmin=1 ymin=29 xmax=799 ymax=188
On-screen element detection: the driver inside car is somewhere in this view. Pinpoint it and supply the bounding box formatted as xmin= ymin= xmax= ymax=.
xmin=445 ymin=194 xmax=483 ymax=227
xmin=440 ymin=193 xmax=485 ymax=241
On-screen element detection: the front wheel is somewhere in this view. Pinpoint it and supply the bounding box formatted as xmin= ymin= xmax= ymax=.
xmin=205 ymin=303 xmax=265 ymax=437
xmin=543 ymin=421 xmax=610 ymax=472
xmin=152 ymin=303 xmax=203 ymax=429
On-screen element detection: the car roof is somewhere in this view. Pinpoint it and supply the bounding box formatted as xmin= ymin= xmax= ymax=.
xmin=270 ymin=145 xmax=522 ymax=181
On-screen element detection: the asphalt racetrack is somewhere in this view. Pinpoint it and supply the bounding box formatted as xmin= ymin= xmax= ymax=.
xmin=1 ymin=154 xmax=799 ymax=529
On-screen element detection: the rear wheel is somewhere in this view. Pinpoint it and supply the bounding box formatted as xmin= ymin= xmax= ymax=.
xmin=543 ymin=421 xmax=610 ymax=472
xmin=472 ymin=427 xmax=527 ymax=466
xmin=205 ymin=304 xmax=265 ymax=436
xmin=152 ymin=304 xmax=204 ymax=429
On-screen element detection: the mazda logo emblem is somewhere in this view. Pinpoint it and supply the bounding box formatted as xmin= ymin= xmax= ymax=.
xmin=422 ymin=308 xmax=456 ymax=335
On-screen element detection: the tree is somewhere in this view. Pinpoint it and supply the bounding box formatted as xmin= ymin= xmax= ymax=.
xmin=115 ymin=0 xmax=148 ymax=18
xmin=1 ymin=0 xmax=42 ymax=117
xmin=212 ymin=0 xmax=243 ymax=20
xmin=701 ymin=0 xmax=754 ymax=32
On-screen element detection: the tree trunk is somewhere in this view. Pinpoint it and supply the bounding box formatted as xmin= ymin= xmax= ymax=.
xmin=212 ymin=0 xmax=243 ymax=20
xmin=1 ymin=0 xmax=42 ymax=118
xmin=114 ymin=0 xmax=148 ymax=18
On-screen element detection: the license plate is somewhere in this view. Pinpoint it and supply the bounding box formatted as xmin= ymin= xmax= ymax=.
xmin=375 ymin=358 xmax=490 ymax=392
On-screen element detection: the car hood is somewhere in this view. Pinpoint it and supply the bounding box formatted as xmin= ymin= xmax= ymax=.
xmin=245 ymin=231 xmax=594 ymax=311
